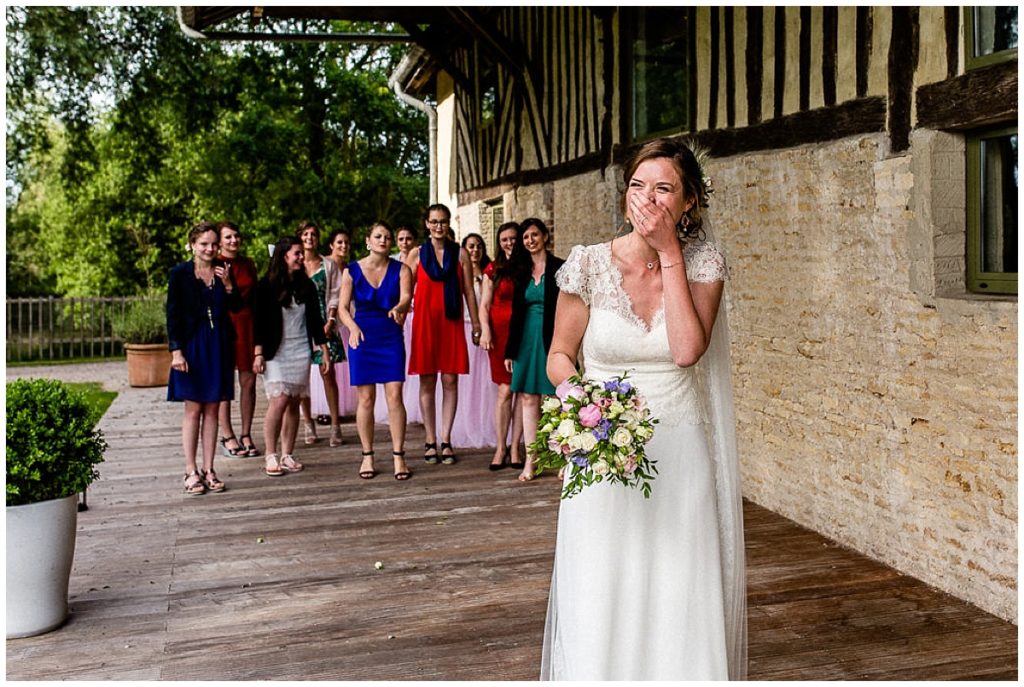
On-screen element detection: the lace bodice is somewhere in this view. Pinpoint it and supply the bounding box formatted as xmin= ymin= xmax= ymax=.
xmin=555 ymin=241 xmax=728 ymax=426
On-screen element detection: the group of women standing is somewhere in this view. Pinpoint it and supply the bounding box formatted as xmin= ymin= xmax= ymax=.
xmin=165 ymin=205 xmax=565 ymax=492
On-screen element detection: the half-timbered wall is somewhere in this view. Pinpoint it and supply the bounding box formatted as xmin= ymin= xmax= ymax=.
xmin=450 ymin=6 xmax=979 ymax=201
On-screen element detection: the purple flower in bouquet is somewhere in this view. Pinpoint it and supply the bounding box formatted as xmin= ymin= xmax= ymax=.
xmin=592 ymin=419 xmax=611 ymax=441
xmin=571 ymin=453 xmax=589 ymax=468
xmin=578 ymin=403 xmax=602 ymax=428
xmin=603 ymin=379 xmax=633 ymax=395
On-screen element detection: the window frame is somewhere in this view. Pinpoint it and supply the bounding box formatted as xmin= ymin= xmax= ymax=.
xmin=964 ymin=6 xmax=1019 ymax=70
xmin=965 ymin=125 xmax=1018 ymax=295
xmin=623 ymin=6 xmax=694 ymax=143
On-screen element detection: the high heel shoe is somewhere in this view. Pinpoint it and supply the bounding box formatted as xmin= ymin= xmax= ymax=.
xmin=329 ymin=427 xmax=343 ymax=448
xmin=220 ymin=435 xmax=244 ymax=457
xmin=393 ymin=450 xmax=411 ymax=480
xmin=303 ymin=419 xmax=319 ymax=445
xmin=359 ymin=451 xmax=377 ymax=479
xmin=489 ymin=446 xmax=509 ymax=471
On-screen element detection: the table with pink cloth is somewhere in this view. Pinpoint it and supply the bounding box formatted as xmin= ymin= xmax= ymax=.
xmin=310 ymin=318 xmax=497 ymax=449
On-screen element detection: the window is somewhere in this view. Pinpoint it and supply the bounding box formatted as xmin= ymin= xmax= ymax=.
xmin=966 ymin=127 xmax=1018 ymax=294
xmin=478 ymin=198 xmax=504 ymax=251
xmin=965 ymin=6 xmax=1018 ymax=69
xmin=630 ymin=8 xmax=690 ymax=140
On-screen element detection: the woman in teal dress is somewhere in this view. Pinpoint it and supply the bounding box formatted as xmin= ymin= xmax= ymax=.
xmin=297 ymin=221 xmax=346 ymax=448
xmin=504 ymin=218 xmax=564 ymax=482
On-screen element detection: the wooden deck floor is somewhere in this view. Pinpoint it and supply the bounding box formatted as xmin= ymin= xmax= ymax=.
xmin=5 ymin=363 xmax=1018 ymax=680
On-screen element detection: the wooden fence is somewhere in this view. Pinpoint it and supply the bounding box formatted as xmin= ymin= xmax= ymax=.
xmin=6 ymin=297 xmax=142 ymax=363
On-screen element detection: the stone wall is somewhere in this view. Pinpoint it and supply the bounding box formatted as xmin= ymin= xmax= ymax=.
xmin=714 ymin=133 xmax=1017 ymax=621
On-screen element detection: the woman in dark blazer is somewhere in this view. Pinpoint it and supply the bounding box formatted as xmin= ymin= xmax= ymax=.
xmin=252 ymin=236 xmax=330 ymax=477
xmin=167 ymin=221 xmax=241 ymax=496
xmin=504 ymin=218 xmax=564 ymax=482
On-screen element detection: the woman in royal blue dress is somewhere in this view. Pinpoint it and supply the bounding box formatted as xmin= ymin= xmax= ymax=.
xmin=337 ymin=221 xmax=414 ymax=480
xmin=167 ymin=221 xmax=241 ymax=495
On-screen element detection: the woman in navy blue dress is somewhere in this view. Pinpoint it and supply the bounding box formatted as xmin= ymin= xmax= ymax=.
xmin=167 ymin=221 xmax=240 ymax=495
xmin=337 ymin=222 xmax=414 ymax=480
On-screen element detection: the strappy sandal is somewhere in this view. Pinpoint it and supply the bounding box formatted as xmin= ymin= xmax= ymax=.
xmin=184 ymin=470 xmax=205 ymax=495
xmin=423 ymin=442 xmax=439 ymax=464
xmin=239 ymin=434 xmax=260 ymax=457
xmin=329 ymin=427 xmax=343 ymax=448
xmin=279 ymin=454 xmax=304 ymax=473
xmin=359 ymin=451 xmax=377 ymax=479
xmin=220 ymin=435 xmax=245 ymax=457
xmin=440 ymin=441 xmax=457 ymax=465
xmin=393 ymin=450 xmax=411 ymax=480
xmin=303 ymin=419 xmax=319 ymax=445
xmin=202 ymin=469 xmax=226 ymax=493
xmin=265 ymin=453 xmax=285 ymax=477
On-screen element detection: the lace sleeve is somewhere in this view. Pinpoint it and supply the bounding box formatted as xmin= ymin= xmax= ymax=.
xmin=555 ymin=244 xmax=591 ymax=305
xmin=686 ymin=241 xmax=729 ymax=283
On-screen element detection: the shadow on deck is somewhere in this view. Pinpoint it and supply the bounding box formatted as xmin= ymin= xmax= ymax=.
xmin=5 ymin=362 xmax=1017 ymax=680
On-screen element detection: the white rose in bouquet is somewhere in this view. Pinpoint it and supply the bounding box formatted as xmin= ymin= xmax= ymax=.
xmin=611 ymin=427 xmax=633 ymax=448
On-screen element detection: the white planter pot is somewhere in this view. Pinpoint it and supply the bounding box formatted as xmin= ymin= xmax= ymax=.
xmin=6 ymin=494 xmax=79 ymax=638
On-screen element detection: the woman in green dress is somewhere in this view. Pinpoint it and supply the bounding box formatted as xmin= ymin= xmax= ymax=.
xmin=297 ymin=221 xmax=346 ymax=447
xmin=504 ymin=218 xmax=564 ymax=482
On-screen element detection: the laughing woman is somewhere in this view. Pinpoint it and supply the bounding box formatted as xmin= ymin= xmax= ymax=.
xmin=167 ymin=221 xmax=241 ymax=495
xmin=504 ymin=218 xmax=564 ymax=482
xmin=252 ymin=236 xmax=330 ymax=477
xmin=297 ymin=221 xmax=345 ymax=448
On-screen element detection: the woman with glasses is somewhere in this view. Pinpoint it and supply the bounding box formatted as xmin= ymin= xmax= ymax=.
xmin=404 ymin=204 xmax=481 ymax=465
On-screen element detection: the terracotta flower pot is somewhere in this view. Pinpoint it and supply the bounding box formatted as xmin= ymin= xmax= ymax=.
xmin=124 ymin=343 xmax=171 ymax=387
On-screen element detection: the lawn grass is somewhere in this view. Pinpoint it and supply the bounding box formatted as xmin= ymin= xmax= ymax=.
xmin=66 ymin=382 xmax=118 ymax=425
xmin=6 ymin=356 xmax=124 ymax=368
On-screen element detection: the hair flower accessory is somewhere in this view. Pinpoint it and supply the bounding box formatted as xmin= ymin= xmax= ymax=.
xmin=531 ymin=372 xmax=659 ymax=499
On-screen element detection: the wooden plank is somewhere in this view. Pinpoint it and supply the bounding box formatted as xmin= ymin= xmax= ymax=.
xmin=4 ymin=361 xmax=1017 ymax=680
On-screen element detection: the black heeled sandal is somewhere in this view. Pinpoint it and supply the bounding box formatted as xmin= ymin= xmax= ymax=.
xmin=358 ymin=450 xmax=377 ymax=479
xmin=489 ymin=446 xmax=510 ymax=471
xmin=220 ymin=435 xmax=245 ymax=457
xmin=424 ymin=442 xmax=439 ymax=464
xmin=393 ymin=450 xmax=412 ymax=481
xmin=440 ymin=441 xmax=457 ymax=465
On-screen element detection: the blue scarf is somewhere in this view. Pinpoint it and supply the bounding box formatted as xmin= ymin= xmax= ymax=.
xmin=420 ymin=239 xmax=462 ymax=321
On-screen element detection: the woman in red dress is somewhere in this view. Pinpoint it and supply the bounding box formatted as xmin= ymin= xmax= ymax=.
xmin=479 ymin=222 xmax=525 ymax=470
xmin=405 ymin=204 xmax=481 ymax=465
xmin=216 ymin=221 xmax=260 ymax=458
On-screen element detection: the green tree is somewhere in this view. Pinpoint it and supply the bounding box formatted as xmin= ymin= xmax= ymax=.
xmin=6 ymin=7 xmax=428 ymax=296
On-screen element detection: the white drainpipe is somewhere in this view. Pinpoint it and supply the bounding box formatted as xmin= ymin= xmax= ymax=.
xmin=389 ymin=55 xmax=437 ymax=205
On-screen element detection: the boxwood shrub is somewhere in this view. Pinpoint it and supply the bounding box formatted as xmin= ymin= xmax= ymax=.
xmin=6 ymin=378 xmax=107 ymax=507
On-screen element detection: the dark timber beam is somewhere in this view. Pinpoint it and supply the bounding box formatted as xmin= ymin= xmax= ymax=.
xmin=397 ymin=21 xmax=472 ymax=91
xmin=444 ymin=8 xmax=537 ymax=82
xmin=917 ymin=60 xmax=1018 ymax=131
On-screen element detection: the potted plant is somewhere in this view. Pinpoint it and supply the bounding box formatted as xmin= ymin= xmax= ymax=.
xmin=6 ymin=378 xmax=107 ymax=638
xmin=112 ymin=294 xmax=171 ymax=387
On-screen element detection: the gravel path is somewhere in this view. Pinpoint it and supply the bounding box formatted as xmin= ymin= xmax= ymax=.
xmin=6 ymin=360 xmax=133 ymax=392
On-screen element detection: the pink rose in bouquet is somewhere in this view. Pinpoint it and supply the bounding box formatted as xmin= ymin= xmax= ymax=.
xmin=578 ymin=403 xmax=602 ymax=428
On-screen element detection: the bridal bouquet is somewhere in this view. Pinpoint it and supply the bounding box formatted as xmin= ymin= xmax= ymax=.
xmin=530 ymin=373 xmax=659 ymax=499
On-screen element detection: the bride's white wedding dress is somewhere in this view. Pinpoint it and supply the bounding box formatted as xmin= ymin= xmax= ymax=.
xmin=540 ymin=240 xmax=747 ymax=681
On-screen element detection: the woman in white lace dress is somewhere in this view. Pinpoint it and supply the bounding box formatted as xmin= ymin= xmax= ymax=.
xmin=541 ymin=137 xmax=747 ymax=680
xmin=252 ymin=237 xmax=330 ymax=477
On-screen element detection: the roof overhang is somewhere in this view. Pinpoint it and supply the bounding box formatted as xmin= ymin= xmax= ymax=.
xmin=176 ymin=6 xmax=473 ymax=92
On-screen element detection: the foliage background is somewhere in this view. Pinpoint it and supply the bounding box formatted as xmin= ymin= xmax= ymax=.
xmin=6 ymin=7 xmax=429 ymax=297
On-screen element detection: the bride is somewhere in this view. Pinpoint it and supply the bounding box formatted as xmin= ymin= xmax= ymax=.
xmin=540 ymin=137 xmax=746 ymax=680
